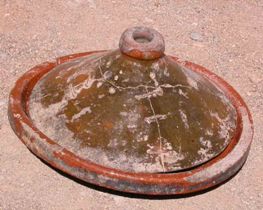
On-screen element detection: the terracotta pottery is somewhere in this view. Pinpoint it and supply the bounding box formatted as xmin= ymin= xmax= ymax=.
xmin=8 ymin=26 xmax=253 ymax=195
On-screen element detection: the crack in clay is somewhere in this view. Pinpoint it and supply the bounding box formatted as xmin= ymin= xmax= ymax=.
xmin=135 ymin=87 xmax=163 ymax=100
xmin=145 ymin=86 xmax=166 ymax=172
xmin=97 ymin=58 xmax=190 ymax=94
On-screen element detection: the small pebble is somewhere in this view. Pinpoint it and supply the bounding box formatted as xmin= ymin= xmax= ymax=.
xmin=190 ymin=32 xmax=203 ymax=42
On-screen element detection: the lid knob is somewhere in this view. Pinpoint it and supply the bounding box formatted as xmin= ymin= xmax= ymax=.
xmin=119 ymin=26 xmax=165 ymax=60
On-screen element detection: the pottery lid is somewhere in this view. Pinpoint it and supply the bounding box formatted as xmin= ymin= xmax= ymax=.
xmin=28 ymin=26 xmax=237 ymax=173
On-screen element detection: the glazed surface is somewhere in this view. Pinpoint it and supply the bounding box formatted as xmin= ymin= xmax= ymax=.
xmin=29 ymin=50 xmax=237 ymax=173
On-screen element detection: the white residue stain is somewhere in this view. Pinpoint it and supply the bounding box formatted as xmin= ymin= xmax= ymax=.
xmin=122 ymin=78 xmax=129 ymax=83
xmin=135 ymin=86 xmax=163 ymax=100
xmin=96 ymin=81 xmax=103 ymax=88
xmin=127 ymin=113 xmax=140 ymax=129
xmin=178 ymin=89 xmax=189 ymax=98
xmin=199 ymin=137 xmax=212 ymax=149
xmin=205 ymin=129 xmax=213 ymax=136
xmin=146 ymin=140 xmax=185 ymax=167
xmin=114 ymin=75 xmax=119 ymax=81
xmin=105 ymin=60 xmax=112 ymax=68
xmin=150 ymin=72 xmax=156 ymax=80
xmin=187 ymin=76 xmax=198 ymax=90
xmin=136 ymin=133 xmax=149 ymax=143
xmin=65 ymin=71 xmax=103 ymax=101
xmin=98 ymin=94 xmax=105 ymax=99
xmin=179 ymin=109 xmax=189 ymax=129
xmin=196 ymin=137 xmax=214 ymax=162
xmin=107 ymin=138 xmax=127 ymax=148
xmin=210 ymin=111 xmax=234 ymax=140
xmin=145 ymin=114 xmax=169 ymax=124
xmin=117 ymin=108 xmax=141 ymax=133
xmin=164 ymin=66 xmax=170 ymax=77
xmin=149 ymin=72 xmax=159 ymax=86
xmin=108 ymin=87 xmax=116 ymax=94
xmin=71 ymin=106 xmax=92 ymax=121
xmin=120 ymin=112 xmax=128 ymax=117
xmin=143 ymin=135 xmax=149 ymax=141
xmin=151 ymin=62 xmax=160 ymax=71
xmin=85 ymin=129 xmax=93 ymax=134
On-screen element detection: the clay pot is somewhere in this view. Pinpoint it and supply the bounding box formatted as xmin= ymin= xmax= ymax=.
xmin=8 ymin=26 xmax=253 ymax=195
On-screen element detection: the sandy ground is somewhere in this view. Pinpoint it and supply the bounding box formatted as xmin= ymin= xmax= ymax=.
xmin=0 ymin=0 xmax=263 ymax=209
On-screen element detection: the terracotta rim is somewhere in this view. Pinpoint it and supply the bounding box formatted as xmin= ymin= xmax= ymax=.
xmin=8 ymin=51 xmax=253 ymax=195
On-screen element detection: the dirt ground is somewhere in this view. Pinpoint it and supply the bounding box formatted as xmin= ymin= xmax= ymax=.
xmin=0 ymin=0 xmax=263 ymax=209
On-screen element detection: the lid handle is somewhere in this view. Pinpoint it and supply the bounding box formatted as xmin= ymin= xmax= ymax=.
xmin=119 ymin=26 xmax=165 ymax=60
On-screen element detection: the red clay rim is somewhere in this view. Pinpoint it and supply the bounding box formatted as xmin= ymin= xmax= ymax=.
xmin=8 ymin=51 xmax=253 ymax=195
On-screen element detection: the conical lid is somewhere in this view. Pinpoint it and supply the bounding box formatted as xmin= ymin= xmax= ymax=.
xmin=29 ymin=27 xmax=237 ymax=173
